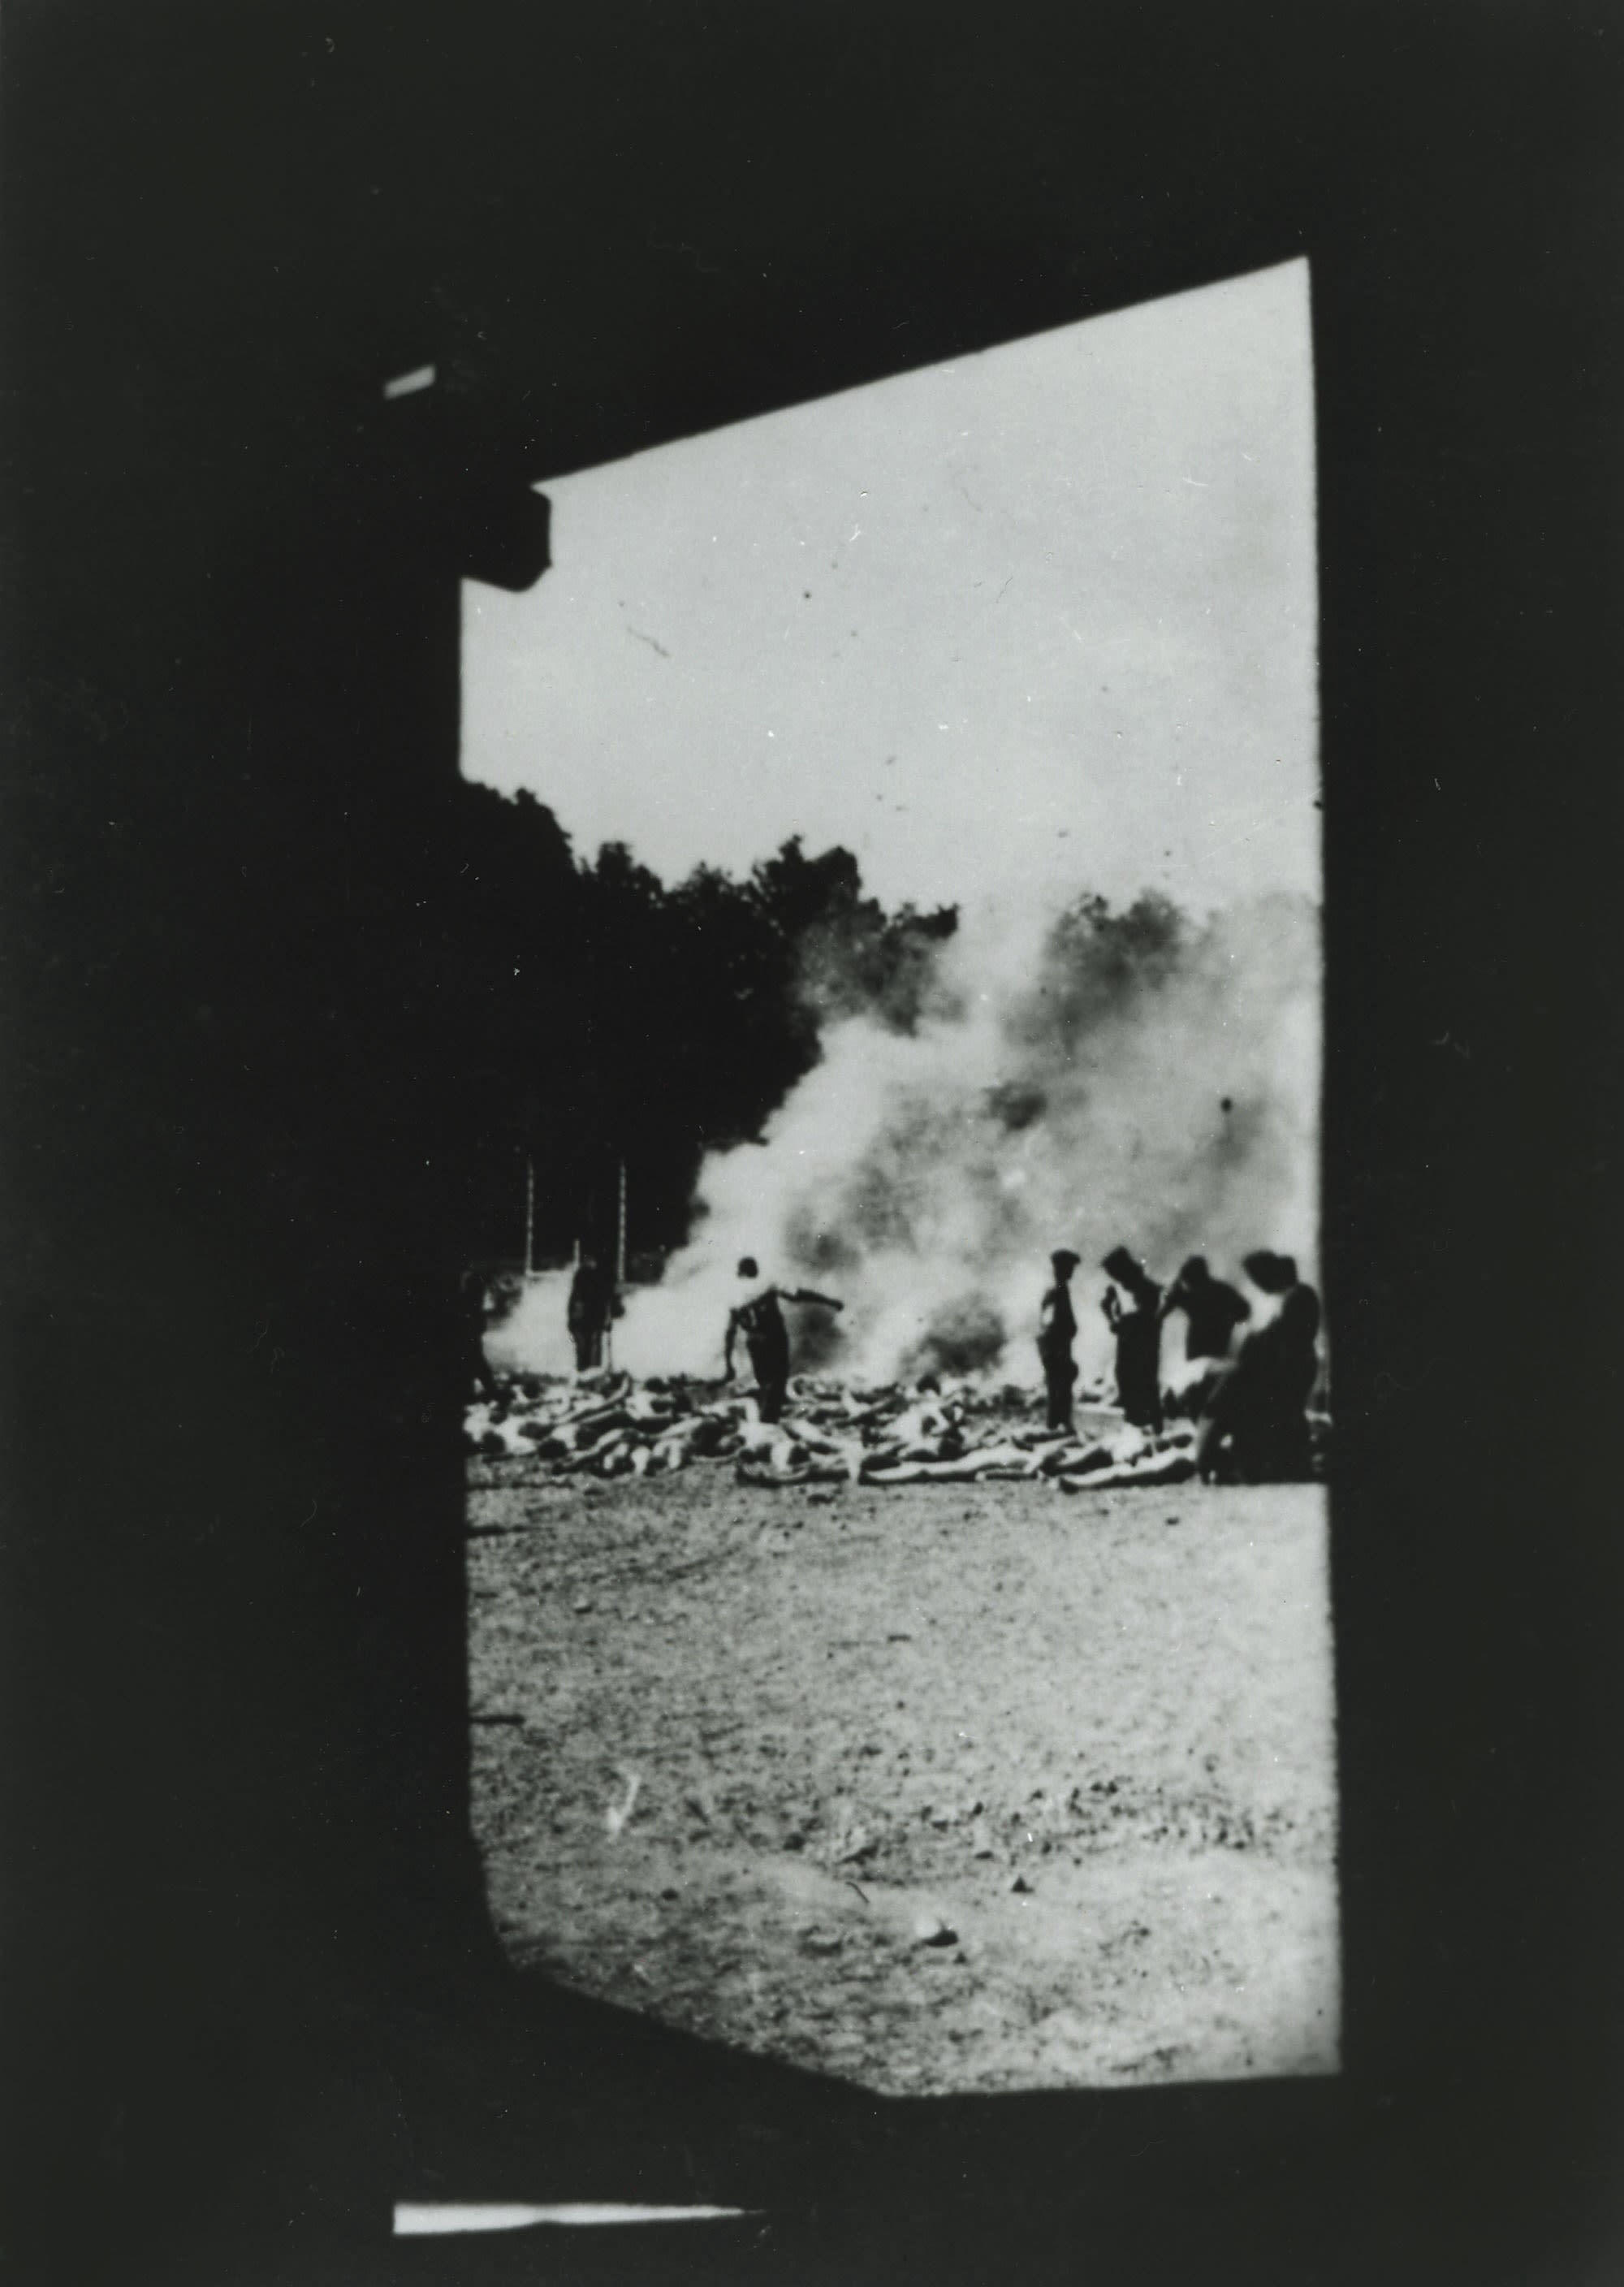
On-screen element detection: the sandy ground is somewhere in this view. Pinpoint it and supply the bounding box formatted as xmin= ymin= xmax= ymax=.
xmin=468 ymin=1466 xmax=1338 ymax=2097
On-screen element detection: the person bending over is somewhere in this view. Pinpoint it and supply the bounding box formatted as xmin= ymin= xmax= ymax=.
xmin=1160 ymin=1252 xmax=1250 ymax=1417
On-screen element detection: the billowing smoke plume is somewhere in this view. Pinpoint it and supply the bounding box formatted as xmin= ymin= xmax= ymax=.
xmin=599 ymin=886 xmax=1319 ymax=1387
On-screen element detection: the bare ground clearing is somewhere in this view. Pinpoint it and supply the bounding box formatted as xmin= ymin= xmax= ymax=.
xmin=469 ymin=1468 xmax=1338 ymax=2096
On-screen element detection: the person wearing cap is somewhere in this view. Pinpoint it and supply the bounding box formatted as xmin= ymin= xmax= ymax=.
xmin=1036 ymin=1249 xmax=1082 ymax=1431
xmin=723 ymin=1256 xmax=844 ymax=1425
xmin=1100 ymin=1246 xmax=1165 ymax=1432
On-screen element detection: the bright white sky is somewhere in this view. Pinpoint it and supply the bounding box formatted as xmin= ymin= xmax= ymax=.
xmin=462 ymin=259 xmax=1317 ymax=916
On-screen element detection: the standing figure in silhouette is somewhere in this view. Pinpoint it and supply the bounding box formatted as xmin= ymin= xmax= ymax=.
xmin=723 ymin=1256 xmax=844 ymax=1425
xmin=1036 ymin=1248 xmax=1082 ymax=1431
xmin=1197 ymin=1250 xmax=1322 ymax=1481
xmin=1100 ymin=1245 xmax=1164 ymax=1433
xmin=567 ymin=1250 xmax=618 ymax=1373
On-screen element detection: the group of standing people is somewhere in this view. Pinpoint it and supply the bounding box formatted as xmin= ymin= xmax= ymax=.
xmin=719 ymin=1241 xmax=1320 ymax=1483
xmin=1039 ymin=1244 xmax=1321 ymax=1482
xmin=469 ymin=1239 xmax=1320 ymax=1485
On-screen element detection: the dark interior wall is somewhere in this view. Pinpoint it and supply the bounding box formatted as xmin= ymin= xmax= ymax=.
xmin=4 ymin=337 xmax=494 ymax=2256
xmin=3 ymin=2 xmax=1620 ymax=2278
xmin=1316 ymin=112 xmax=1622 ymax=2110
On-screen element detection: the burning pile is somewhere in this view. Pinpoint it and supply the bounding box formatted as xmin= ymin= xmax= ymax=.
xmin=592 ymin=890 xmax=1322 ymax=1393
xmin=464 ymin=1372 xmax=1212 ymax=1493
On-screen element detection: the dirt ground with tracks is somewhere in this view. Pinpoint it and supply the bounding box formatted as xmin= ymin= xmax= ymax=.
xmin=468 ymin=1464 xmax=1338 ymax=2096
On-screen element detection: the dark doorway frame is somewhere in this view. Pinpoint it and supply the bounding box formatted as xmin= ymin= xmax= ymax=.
xmin=4 ymin=4 xmax=1619 ymax=2281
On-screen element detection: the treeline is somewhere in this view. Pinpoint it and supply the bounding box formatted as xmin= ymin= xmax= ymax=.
xmin=438 ymin=784 xmax=957 ymax=1267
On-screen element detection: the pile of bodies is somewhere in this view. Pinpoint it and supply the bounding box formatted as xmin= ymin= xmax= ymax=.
xmin=464 ymin=1372 xmax=1250 ymax=1492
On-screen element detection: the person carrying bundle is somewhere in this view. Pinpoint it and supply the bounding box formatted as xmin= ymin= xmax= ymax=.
xmin=723 ymin=1256 xmax=844 ymax=1425
xmin=1036 ymin=1248 xmax=1082 ymax=1431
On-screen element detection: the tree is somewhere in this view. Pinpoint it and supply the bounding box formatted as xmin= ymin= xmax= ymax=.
xmin=431 ymin=798 xmax=961 ymax=1269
